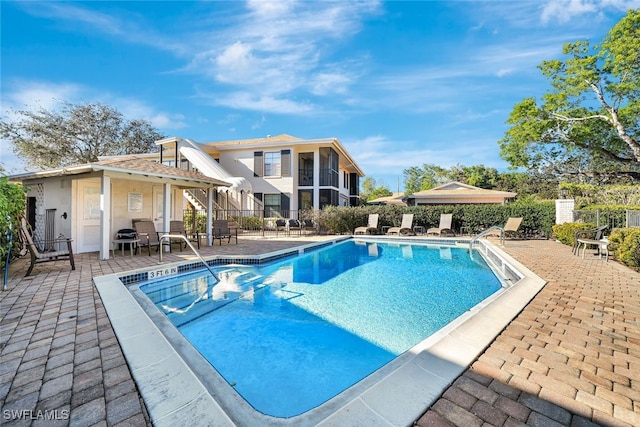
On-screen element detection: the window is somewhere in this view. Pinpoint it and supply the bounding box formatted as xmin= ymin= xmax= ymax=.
xmin=298 ymin=152 xmax=314 ymax=186
xmin=264 ymin=194 xmax=281 ymax=216
xmin=319 ymin=147 xmax=339 ymax=187
xmin=298 ymin=189 xmax=313 ymax=210
xmin=264 ymin=152 xmax=281 ymax=177
xmin=319 ymin=189 xmax=339 ymax=209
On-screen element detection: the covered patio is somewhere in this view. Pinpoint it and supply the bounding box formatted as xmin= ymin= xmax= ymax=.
xmin=8 ymin=157 xmax=231 ymax=260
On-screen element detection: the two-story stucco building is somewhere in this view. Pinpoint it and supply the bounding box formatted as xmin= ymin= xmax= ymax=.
xmin=8 ymin=134 xmax=364 ymax=259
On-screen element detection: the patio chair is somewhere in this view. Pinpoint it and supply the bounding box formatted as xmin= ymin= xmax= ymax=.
xmin=275 ymin=219 xmax=288 ymax=236
xmin=572 ymin=225 xmax=608 ymax=256
xmin=301 ymin=219 xmax=317 ymax=235
xmin=354 ymin=214 xmax=379 ymax=235
xmin=19 ymin=218 xmax=75 ymax=277
xmin=387 ymin=214 xmax=415 ymax=235
xmin=484 ymin=217 xmax=523 ymax=239
xmin=287 ymin=219 xmax=302 ymax=236
xmin=170 ymin=220 xmax=206 ymax=250
xmin=134 ymin=220 xmax=171 ymax=256
xmin=426 ymin=213 xmax=453 ymax=236
xmin=213 ymin=220 xmax=238 ymax=245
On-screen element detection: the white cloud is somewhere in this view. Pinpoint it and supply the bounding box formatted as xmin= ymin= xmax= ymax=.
xmin=185 ymin=1 xmax=380 ymax=110
xmin=497 ymin=68 xmax=514 ymax=77
xmin=16 ymin=1 xmax=187 ymax=55
xmin=540 ymin=0 xmax=598 ymax=24
xmin=540 ymin=0 xmax=640 ymax=25
xmin=213 ymin=92 xmax=314 ymax=115
xmin=114 ymin=98 xmax=187 ymax=130
xmin=1 ymin=80 xmax=83 ymax=117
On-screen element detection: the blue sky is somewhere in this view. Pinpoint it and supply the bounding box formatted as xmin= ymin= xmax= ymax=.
xmin=1 ymin=1 xmax=637 ymax=190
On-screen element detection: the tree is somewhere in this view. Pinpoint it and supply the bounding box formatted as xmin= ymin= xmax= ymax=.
xmin=403 ymin=164 xmax=450 ymax=195
xmin=360 ymin=177 xmax=392 ymax=202
xmin=1 ymin=101 xmax=165 ymax=169
xmin=499 ymin=10 xmax=640 ymax=183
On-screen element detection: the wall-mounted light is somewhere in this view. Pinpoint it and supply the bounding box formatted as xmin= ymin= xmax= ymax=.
xmin=560 ymin=188 xmax=568 ymax=199
xmin=61 ymin=212 xmax=68 ymax=219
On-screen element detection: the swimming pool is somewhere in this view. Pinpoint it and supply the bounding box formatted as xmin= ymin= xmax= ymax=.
xmin=139 ymin=240 xmax=502 ymax=417
xmin=95 ymin=236 xmax=545 ymax=426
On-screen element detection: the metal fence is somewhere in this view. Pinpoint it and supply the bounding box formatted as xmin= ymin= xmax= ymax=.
xmin=572 ymin=209 xmax=640 ymax=229
xmin=182 ymin=209 xmax=321 ymax=238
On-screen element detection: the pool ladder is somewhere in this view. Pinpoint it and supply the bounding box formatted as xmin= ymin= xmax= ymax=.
xmin=158 ymin=234 xmax=220 ymax=282
xmin=469 ymin=226 xmax=505 ymax=253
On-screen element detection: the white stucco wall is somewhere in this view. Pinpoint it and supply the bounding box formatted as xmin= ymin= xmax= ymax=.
xmin=24 ymin=177 xmax=73 ymax=241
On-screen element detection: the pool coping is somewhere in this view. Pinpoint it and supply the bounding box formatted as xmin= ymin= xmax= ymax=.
xmin=93 ymin=236 xmax=546 ymax=427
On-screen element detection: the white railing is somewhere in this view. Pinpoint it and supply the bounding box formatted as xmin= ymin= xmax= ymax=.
xmin=158 ymin=234 xmax=219 ymax=282
xmin=469 ymin=226 xmax=505 ymax=253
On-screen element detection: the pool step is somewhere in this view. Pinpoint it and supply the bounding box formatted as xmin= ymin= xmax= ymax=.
xmin=162 ymin=268 xmax=267 ymax=327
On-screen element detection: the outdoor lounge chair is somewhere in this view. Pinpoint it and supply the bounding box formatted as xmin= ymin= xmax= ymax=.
xmin=354 ymin=214 xmax=379 ymax=235
xmin=213 ymin=220 xmax=238 ymax=245
xmin=484 ymin=217 xmax=523 ymax=239
xmin=134 ymin=220 xmax=171 ymax=256
xmin=426 ymin=213 xmax=453 ymax=236
xmin=170 ymin=220 xmax=206 ymax=250
xmin=387 ymin=213 xmax=415 ymax=235
xmin=19 ymin=218 xmax=75 ymax=277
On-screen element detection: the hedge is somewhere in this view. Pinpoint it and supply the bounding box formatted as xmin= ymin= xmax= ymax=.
xmin=316 ymin=202 xmax=556 ymax=238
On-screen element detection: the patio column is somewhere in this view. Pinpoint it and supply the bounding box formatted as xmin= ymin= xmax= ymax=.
xmin=206 ymin=188 xmax=214 ymax=246
xmin=162 ymin=183 xmax=171 ymax=251
xmin=99 ymin=175 xmax=111 ymax=260
xmin=313 ymin=150 xmax=320 ymax=208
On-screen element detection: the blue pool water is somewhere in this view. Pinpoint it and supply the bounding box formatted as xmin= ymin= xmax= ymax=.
xmin=140 ymin=240 xmax=502 ymax=418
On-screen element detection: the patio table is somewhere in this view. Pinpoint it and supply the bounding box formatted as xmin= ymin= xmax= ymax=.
xmin=576 ymin=238 xmax=609 ymax=261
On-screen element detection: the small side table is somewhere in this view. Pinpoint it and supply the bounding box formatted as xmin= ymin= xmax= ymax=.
xmin=112 ymin=239 xmax=140 ymax=257
xmin=576 ymin=238 xmax=609 ymax=261
xmin=413 ymin=226 xmax=425 ymax=235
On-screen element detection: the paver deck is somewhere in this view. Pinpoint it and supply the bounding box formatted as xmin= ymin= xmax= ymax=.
xmin=1 ymin=236 xmax=638 ymax=426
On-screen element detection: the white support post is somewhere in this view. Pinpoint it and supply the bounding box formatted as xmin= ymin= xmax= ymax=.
xmin=313 ymin=150 xmax=320 ymax=209
xmin=206 ymin=188 xmax=214 ymax=246
xmin=162 ymin=183 xmax=171 ymax=251
xmin=99 ymin=175 xmax=111 ymax=260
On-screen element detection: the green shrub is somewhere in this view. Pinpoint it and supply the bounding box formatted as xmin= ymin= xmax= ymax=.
xmin=241 ymin=216 xmax=263 ymax=230
xmin=609 ymin=228 xmax=640 ymax=270
xmin=551 ymin=222 xmax=595 ymax=246
xmin=1 ymin=178 xmax=27 ymax=269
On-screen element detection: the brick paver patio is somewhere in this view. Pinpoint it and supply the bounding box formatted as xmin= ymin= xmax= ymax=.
xmin=1 ymin=236 xmax=638 ymax=426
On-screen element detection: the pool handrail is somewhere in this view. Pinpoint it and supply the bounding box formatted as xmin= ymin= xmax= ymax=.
xmin=158 ymin=234 xmax=220 ymax=282
xmin=469 ymin=226 xmax=505 ymax=254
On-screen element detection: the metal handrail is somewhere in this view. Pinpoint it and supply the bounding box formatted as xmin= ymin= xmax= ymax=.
xmin=469 ymin=226 xmax=505 ymax=252
xmin=158 ymin=234 xmax=219 ymax=282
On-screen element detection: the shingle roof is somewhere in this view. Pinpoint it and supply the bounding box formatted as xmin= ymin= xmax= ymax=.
xmin=7 ymin=156 xmax=232 ymax=187
xmin=204 ymin=134 xmax=303 ymax=147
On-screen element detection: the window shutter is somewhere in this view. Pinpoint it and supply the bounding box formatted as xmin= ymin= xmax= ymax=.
xmin=254 ymin=151 xmax=263 ymax=177
xmin=281 ymin=149 xmax=291 ymax=177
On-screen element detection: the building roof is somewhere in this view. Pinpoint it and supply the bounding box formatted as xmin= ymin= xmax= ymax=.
xmin=367 ymin=192 xmax=407 ymax=206
xmin=203 ymin=134 xmax=303 ymax=147
xmin=156 ymin=134 xmax=366 ymax=177
xmin=407 ymin=181 xmax=516 ymax=202
xmin=7 ymin=157 xmax=231 ymax=187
